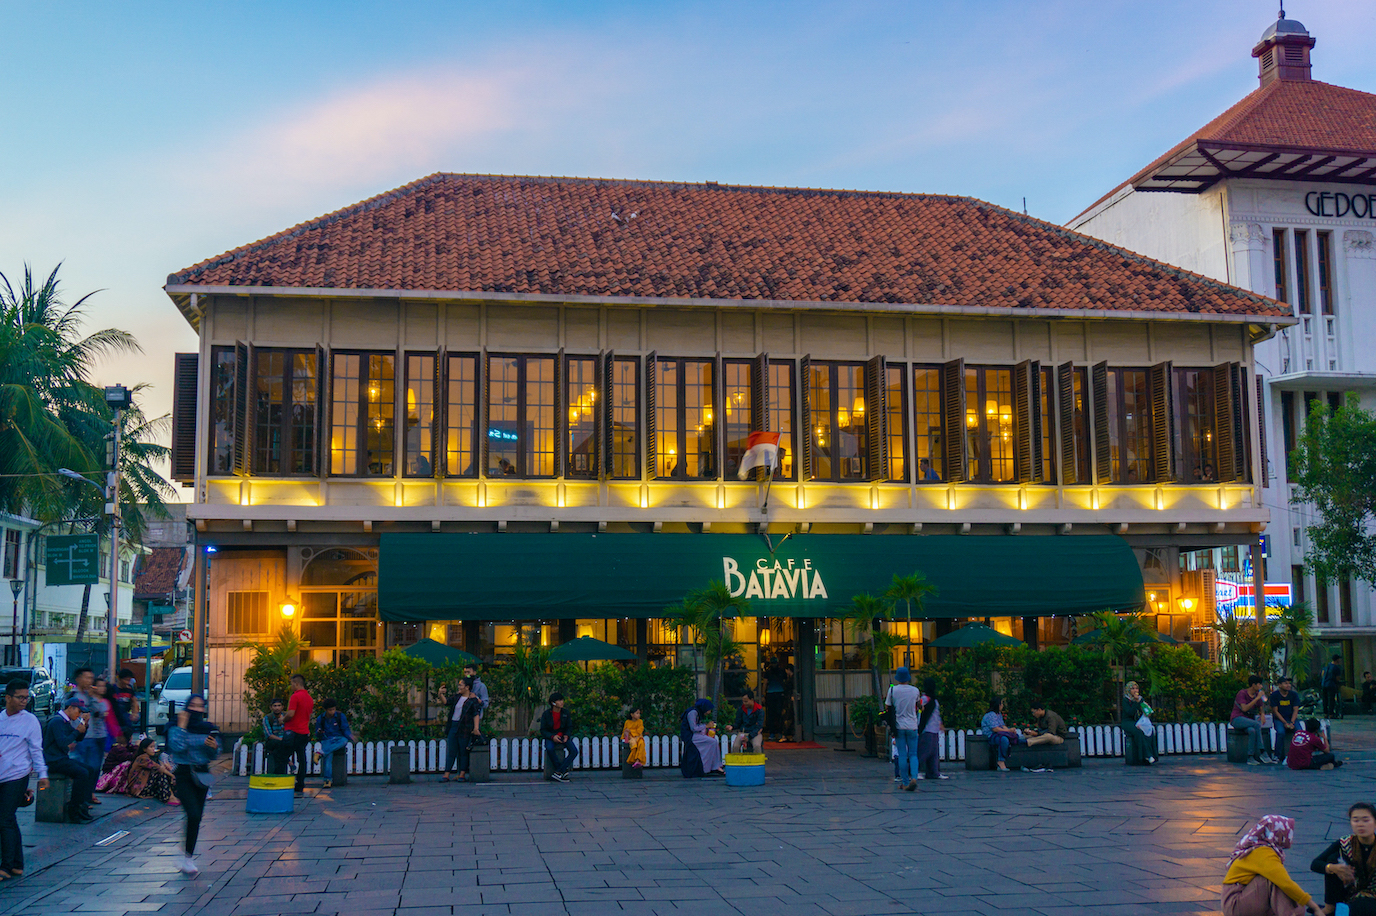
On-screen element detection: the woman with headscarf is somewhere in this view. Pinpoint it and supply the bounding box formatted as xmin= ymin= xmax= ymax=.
xmin=1222 ymin=815 xmax=1323 ymax=915
xmin=679 ymin=699 xmax=724 ymax=778
xmin=1121 ymin=681 xmax=1156 ymax=766
xmin=167 ymin=694 xmax=221 ymax=877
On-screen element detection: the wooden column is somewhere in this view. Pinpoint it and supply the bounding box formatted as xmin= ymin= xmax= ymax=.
xmin=795 ymin=618 xmax=816 ymax=742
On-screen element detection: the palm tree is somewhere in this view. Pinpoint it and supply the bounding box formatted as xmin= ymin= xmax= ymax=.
xmin=1272 ymin=601 xmax=1317 ymax=681
xmin=843 ymin=593 xmax=889 ymax=700
xmin=1086 ymin=610 xmax=1155 ymax=692
xmin=668 ymin=581 xmax=750 ymax=708
xmin=884 ymin=572 xmax=936 ymax=667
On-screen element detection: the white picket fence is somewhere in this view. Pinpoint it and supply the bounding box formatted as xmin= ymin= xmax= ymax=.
xmin=236 ymin=722 xmax=1234 ymax=776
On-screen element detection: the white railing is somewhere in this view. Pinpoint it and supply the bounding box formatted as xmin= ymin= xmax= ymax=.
xmin=235 ymin=723 xmax=1234 ymax=775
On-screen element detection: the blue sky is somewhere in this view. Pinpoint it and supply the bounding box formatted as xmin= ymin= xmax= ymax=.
xmin=3 ymin=1 xmax=1374 ymax=442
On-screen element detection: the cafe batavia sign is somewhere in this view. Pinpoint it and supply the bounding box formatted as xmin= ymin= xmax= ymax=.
xmin=1304 ymin=190 xmax=1376 ymax=219
xmin=723 ymin=556 xmax=829 ymax=601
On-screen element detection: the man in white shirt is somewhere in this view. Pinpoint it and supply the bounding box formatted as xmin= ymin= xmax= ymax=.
xmin=885 ymin=667 xmax=923 ymax=792
xmin=0 ymin=679 xmax=49 ymax=879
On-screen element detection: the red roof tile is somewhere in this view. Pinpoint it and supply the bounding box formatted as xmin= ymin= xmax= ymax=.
xmin=168 ymin=174 xmax=1288 ymax=319
xmin=133 ymin=547 xmax=185 ymax=601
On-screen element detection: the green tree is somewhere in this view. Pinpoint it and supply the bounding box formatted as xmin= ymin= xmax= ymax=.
xmin=1085 ymin=610 xmax=1156 ymax=690
xmin=842 ymin=593 xmax=891 ymax=699
xmin=1290 ymin=393 xmax=1376 ymax=584
xmin=666 ymin=581 xmax=749 ymax=708
xmin=883 ymin=571 xmax=936 ymax=668
xmin=1271 ymin=601 xmax=1317 ymax=682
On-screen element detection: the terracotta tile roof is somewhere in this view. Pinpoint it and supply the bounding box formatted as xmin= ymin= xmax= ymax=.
xmin=1077 ymin=79 xmax=1376 ymax=218
xmin=168 ymin=174 xmax=1288 ymax=319
xmin=133 ymin=547 xmax=185 ymax=601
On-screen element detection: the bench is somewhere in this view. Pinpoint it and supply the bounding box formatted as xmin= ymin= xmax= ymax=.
xmin=1226 ymin=728 xmax=1251 ymax=764
xmin=965 ymin=735 xmax=1077 ymax=770
xmin=1125 ymin=730 xmax=1162 ymax=765
xmin=36 ymin=774 xmax=72 ymax=823
xmin=620 ymin=742 xmax=643 ymax=779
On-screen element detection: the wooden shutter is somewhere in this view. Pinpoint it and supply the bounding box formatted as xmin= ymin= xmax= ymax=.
xmin=1029 ymin=361 xmax=1044 ymax=482
xmin=1092 ymin=361 xmax=1111 ymax=485
xmin=435 ymin=350 xmax=448 ymax=477
xmin=599 ymin=350 xmax=614 ymax=479
xmin=170 ymin=353 xmax=199 ymax=483
xmin=644 ymin=351 xmax=657 ymax=480
xmin=1149 ymin=361 xmax=1175 ymax=483
xmin=232 ymin=341 xmax=251 ymax=477
xmin=799 ymin=356 xmax=812 ymax=481
xmin=1212 ymin=362 xmax=1236 ymax=482
xmin=478 ymin=350 xmax=489 ymax=477
xmin=941 ymin=358 xmax=965 ymax=483
xmin=865 ymin=355 xmax=887 ymax=482
xmin=1256 ymin=373 xmax=1268 ymax=487
xmin=1013 ymin=359 xmax=1033 ymax=484
xmin=1057 ymin=361 xmax=1077 ymax=485
xmin=752 ymin=353 xmax=768 ymax=433
xmin=314 ymin=345 xmax=327 ymax=477
xmin=555 ymin=349 xmax=567 ymax=478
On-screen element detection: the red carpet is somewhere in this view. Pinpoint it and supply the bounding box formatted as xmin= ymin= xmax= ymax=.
xmin=762 ymin=741 xmax=825 ymax=750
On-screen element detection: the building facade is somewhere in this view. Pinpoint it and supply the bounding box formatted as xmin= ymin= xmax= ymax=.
xmin=164 ymin=175 xmax=1290 ymax=731
xmin=1070 ymin=13 xmax=1376 ymax=680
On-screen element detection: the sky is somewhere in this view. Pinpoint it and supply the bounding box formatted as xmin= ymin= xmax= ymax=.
xmin=4 ymin=0 xmax=1375 ymax=472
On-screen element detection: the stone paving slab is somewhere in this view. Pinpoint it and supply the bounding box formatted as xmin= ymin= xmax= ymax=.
xmin=4 ymin=735 xmax=1376 ymax=916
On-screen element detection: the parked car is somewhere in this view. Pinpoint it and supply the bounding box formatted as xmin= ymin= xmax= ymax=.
xmin=0 ymin=666 xmax=59 ymax=717
xmin=149 ymin=666 xmax=209 ymax=733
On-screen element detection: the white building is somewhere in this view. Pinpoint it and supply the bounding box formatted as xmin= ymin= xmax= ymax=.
xmin=1070 ymin=12 xmax=1376 ymax=679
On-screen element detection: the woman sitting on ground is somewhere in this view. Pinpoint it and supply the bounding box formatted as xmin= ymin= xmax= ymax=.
xmin=1288 ymin=719 xmax=1344 ymax=771
xmin=1312 ymin=802 xmax=1376 ymax=915
xmin=979 ymin=696 xmax=1024 ymax=772
xmin=1121 ymin=681 xmax=1157 ymax=766
xmin=679 ymin=699 xmax=724 ymax=778
xmin=1222 ymin=815 xmax=1323 ymax=915
xmin=126 ymin=738 xmax=177 ymax=804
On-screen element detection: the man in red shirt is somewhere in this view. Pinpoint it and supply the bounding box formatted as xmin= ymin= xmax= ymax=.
xmin=1288 ymin=718 xmax=1343 ymax=771
xmin=282 ymin=674 xmax=314 ymax=794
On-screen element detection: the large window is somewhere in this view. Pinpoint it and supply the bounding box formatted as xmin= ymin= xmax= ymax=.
xmin=330 ymin=352 xmax=395 ymax=476
xmin=1294 ymin=230 xmax=1312 ymax=315
xmin=1318 ymin=231 xmax=1335 ymax=316
xmin=1039 ymin=366 xmax=1056 ymax=484
xmin=809 ymin=362 xmax=867 ymax=481
xmin=209 ymin=346 xmax=236 ymax=474
xmin=965 ymin=366 xmax=1015 ymax=483
xmin=2 ymin=530 xmax=19 ymax=579
xmin=913 ymin=367 xmax=943 ymax=483
xmin=446 ymin=354 xmax=478 ymax=477
xmin=610 ymin=357 xmax=639 ymax=479
xmin=1177 ymin=368 xmax=1217 ymax=482
xmin=300 ymin=548 xmax=378 ymax=666
xmin=885 ymin=364 xmax=907 ymax=482
xmin=768 ymin=361 xmax=795 ymax=480
xmin=1273 ymin=228 xmax=1289 ymax=304
xmin=567 ymin=356 xmax=598 ymax=478
xmin=655 ymin=358 xmax=716 ymax=479
xmin=1107 ymin=369 xmax=1150 ymax=483
xmin=404 ymin=354 xmax=437 ymax=477
xmin=254 ymin=349 xmax=318 ymax=475
xmin=722 ymin=360 xmax=754 ymax=479
xmin=487 ymin=355 xmax=555 ymax=477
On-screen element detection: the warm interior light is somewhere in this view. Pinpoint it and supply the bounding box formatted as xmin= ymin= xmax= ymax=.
xmin=759 ymin=628 xmax=771 ymax=646
xmin=429 ymin=623 xmax=445 ymax=641
xmin=280 ymin=602 xmax=296 ymax=619
xmin=1178 ymin=598 xmax=1195 ymax=612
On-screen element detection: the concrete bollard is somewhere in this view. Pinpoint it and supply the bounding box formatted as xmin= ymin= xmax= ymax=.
xmin=36 ymin=775 xmax=72 ymax=823
xmin=389 ymin=746 xmax=411 ymax=784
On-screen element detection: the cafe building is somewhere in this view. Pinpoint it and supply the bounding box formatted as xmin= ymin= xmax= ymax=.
xmin=164 ymin=174 xmax=1290 ymax=731
xmin=1070 ymin=12 xmax=1376 ymax=679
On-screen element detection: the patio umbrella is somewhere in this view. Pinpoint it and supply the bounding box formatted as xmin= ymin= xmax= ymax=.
xmin=1071 ymin=629 xmax=1178 ymax=646
xmin=928 ymin=623 xmax=1024 ymax=649
xmin=548 ymin=636 xmax=638 ymax=662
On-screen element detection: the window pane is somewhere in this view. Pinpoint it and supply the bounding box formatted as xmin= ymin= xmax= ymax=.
xmin=1039 ymin=367 xmax=1056 ymax=483
xmin=1318 ymin=231 xmax=1334 ymax=315
xmin=1121 ymin=370 xmax=1149 ymax=483
xmin=524 ymin=357 xmax=555 ymax=477
xmin=886 ymin=365 xmax=906 ymax=482
xmin=567 ymin=357 xmax=597 ymax=477
xmin=488 ymin=356 xmax=519 ymax=475
xmin=1272 ymin=229 xmax=1288 ymax=304
xmin=810 ymin=364 xmax=832 ymax=480
xmin=684 ymin=360 xmax=715 ymax=479
xmin=612 ymin=358 xmax=639 ymax=478
xmin=291 ymin=352 xmax=318 ymax=474
xmin=1180 ymin=369 xmax=1217 ymax=482
xmin=331 ymin=354 xmax=361 ymax=475
xmin=365 ymin=354 xmax=394 ymax=475
xmin=837 ymin=364 xmax=866 ymax=479
xmin=255 ymin=350 xmax=285 ymax=472
xmin=768 ymin=361 xmax=794 ymax=480
xmin=446 ymin=355 xmax=477 ymax=477
xmin=965 ymin=367 xmax=980 ymax=480
xmin=723 ymin=360 xmax=752 ymax=479
xmin=405 ymin=354 xmax=435 ymax=476
xmin=1295 ymin=230 xmax=1311 ymax=314
xmin=986 ymin=368 xmax=1013 ymax=482
xmin=1072 ymin=368 xmax=1089 ymax=484
xmin=914 ymin=367 xmax=943 ymax=482
xmin=210 ymin=347 xmax=236 ymax=474
xmin=656 ymin=360 xmax=679 ymax=478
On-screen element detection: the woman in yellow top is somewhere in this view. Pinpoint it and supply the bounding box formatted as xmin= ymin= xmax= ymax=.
xmin=1222 ymin=815 xmax=1324 ymax=916
xmin=621 ymin=705 xmax=646 ymax=769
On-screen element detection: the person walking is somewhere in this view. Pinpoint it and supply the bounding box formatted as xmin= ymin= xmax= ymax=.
xmin=313 ymin=700 xmax=355 ymax=789
xmin=167 ymin=694 xmax=220 ymax=877
xmin=281 ymin=674 xmax=313 ymax=796
xmin=886 ymin=667 xmax=922 ymax=791
xmin=916 ymin=677 xmax=946 ymax=781
xmin=43 ymin=699 xmax=95 ymax=823
xmin=0 ymin=679 xmax=48 ymax=880
xmin=1321 ymin=654 xmax=1344 ymax=719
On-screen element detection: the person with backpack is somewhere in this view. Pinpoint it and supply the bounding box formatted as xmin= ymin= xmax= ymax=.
xmin=313 ymin=699 xmax=355 ymax=789
xmin=1322 ymin=654 xmax=1345 ymax=718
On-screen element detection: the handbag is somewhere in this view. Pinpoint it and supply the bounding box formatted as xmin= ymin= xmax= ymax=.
xmin=879 ymin=688 xmax=898 ymax=731
xmin=190 ymin=765 xmax=215 ymax=789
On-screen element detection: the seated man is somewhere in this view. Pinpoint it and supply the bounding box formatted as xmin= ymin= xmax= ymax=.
xmin=1362 ymin=671 xmax=1376 ymax=715
xmin=1287 ymin=718 xmax=1343 ymax=771
xmin=1023 ymin=701 xmax=1068 ymax=747
xmin=539 ymin=693 xmax=579 ymax=783
xmin=730 ymin=690 xmax=764 ymax=754
xmin=43 ymin=698 xmax=96 ymax=823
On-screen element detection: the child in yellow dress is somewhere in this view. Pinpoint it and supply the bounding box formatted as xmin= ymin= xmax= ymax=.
xmin=622 ymin=706 xmax=646 ymax=769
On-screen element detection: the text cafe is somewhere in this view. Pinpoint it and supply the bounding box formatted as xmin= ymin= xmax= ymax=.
xmin=378 ymin=532 xmax=1145 ymax=736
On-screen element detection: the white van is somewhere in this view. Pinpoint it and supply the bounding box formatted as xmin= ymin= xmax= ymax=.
xmin=150 ymin=667 xmax=209 ymax=733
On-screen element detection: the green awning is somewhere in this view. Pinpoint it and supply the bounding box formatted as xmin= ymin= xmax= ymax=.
xmin=378 ymin=533 xmax=1143 ymax=622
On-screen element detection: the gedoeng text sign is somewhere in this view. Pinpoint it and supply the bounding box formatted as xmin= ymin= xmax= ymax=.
xmin=724 ymin=556 xmax=829 ymax=601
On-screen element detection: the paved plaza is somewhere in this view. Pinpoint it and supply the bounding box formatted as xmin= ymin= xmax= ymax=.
xmin=4 ymin=733 xmax=1376 ymax=916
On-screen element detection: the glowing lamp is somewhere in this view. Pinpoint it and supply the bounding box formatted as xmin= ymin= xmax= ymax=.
xmin=759 ymin=628 xmax=771 ymax=647
xmin=280 ymin=602 xmax=297 ymax=619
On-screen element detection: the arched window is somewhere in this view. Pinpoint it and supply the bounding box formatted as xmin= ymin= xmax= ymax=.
xmin=299 ymin=548 xmax=379 ymax=665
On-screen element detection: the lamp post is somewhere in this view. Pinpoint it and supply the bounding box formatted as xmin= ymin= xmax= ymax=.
xmin=8 ymin=579 xmax=22 ymax=666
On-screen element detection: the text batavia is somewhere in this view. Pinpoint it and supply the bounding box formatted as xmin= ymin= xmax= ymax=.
xmin=723 ymin=557 xmax=829 ymax=601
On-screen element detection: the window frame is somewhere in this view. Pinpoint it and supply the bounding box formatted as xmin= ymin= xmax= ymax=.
xmin=486 ymin=353 xmax=557 ymax=479
xmin=445 ymin=353 xmax=480 ymax=479
xmin=807 ymin=360 xmax=868 ymax=482
xmin=402 ymin=352 xmax=439 ymax=478
xmin=964 ymin=365 xmax=1017 ymax=484
xmin=912 ymin=364 xmax=945 ymax=484
xmin=2 ymin=530 xmax=19 ymax=579
xmin=565 ymin=354 xmax=599 ymax=479
xmin=252 ymin=347 xmax=319 ymax=476
xmin=609 ymin=356 xmax=641 ymax=480
xmin=885 ymin=363 xmax=908 ymax=483
xmin=329 ymin=350 xmax=397 ymax=478
xmin=1294 ymin=229 xmax=1312 ymax=315
xmin=767 ymin=360 xmax=796 ymax=482
xmin=208 ymin=345 xmax=237 ymax=475
xmin=1107 ymin=367 xmax=1152 ymax=484
xmin=1317 ymin=231 xmax=1335 ymax=316
xmin=653 ymin=356 xmax=718 ymax=481
xmin=1175 ymin=367 xmax=1218 ymax=483
xmin=721 ymin=358 xmax=755 ymax=481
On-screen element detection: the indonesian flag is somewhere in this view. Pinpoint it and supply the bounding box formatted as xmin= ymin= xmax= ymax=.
xmin=737 ymin=430 xmax=781 ymax=479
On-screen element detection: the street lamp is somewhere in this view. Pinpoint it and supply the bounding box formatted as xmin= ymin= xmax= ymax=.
xmin=8 ymin=579 xmax=22 ymax=667
xmin=280 ymin=602 xmax=296 ymax=620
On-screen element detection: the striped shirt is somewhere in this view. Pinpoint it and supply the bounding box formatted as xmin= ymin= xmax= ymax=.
xmin=0 ymin=708 xmax=48 ymax=783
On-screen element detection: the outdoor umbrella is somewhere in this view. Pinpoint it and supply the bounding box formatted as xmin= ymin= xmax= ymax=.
xmin=401 ymin=639 xmax=480 ymax=728
xmin=1071 ymin=629 xmax=1178 ymax=646
xmin=928 ymin=623 xmax=1024 ymax=649
xmin=548 ymin=636 xmax=638 ymax=663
